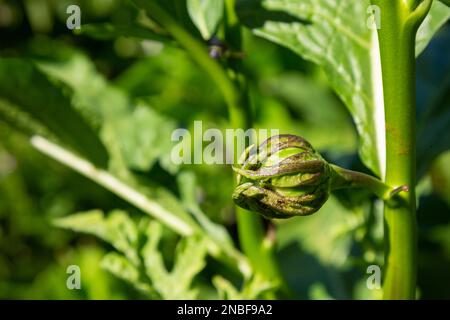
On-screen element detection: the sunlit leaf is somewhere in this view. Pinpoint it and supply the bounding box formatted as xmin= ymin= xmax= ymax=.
xmin=212 ymin=273 xmax=276 ymax=299
xmin=141 ymin=221 xmax=208 ymax=299
xmin=101 ymin=252 xmax=155 ymax=295
xmin=109 ymin=103 xmax=178 ymax=173
xmin=187 ymin=0 xmax=224 ymax=39
xmin=177 ymin=171 xmax=235 ymax=253
xmin=30 ymin=40 xmax=178 ymax=174
xmin=54 ymin=210 xmax=139 ymax=265
xmin=416 ymin=1 xmax=450 ymax=55
xmin=237 ymin=0 xmax=450 ymax=176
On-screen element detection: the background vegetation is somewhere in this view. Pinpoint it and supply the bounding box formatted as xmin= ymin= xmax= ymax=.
xmin=0 ymin=0 xmax=449 ymax=299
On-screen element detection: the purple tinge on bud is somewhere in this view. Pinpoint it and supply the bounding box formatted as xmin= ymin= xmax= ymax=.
xmin=232 ymin=134 xmax=331 ymax=219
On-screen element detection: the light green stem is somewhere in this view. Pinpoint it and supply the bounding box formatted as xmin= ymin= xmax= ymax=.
xmin=330 ymin=164 xmax=394 ymax=200
xmin=31 ymin=135 xmax=252 ymax=277
xmin=371 ymin=0 xmax=431 ymax=299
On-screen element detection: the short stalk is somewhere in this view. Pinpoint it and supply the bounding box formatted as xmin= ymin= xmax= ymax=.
xmin=330 ymin=164 xmax=394 ymax=200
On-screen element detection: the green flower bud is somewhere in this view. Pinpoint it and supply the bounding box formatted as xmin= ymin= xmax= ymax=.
xmin=232 ymin=134 xmax=402 ymax=219
xmin=232 ymin=134 xmax=332 ymax=219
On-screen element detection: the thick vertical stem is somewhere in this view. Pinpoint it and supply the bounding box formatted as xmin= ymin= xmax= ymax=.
xmin=371 ymin=0 xmax=431 ymax=299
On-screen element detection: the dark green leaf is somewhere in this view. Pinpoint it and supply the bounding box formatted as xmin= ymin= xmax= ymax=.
xmin=77 ymin=23 xmax=172 ymax=42
xmin=141 ymin=222 xmax=208 ymax=299
xmin=145 ymin=0 xmax=203 ymax=38
xmin=0 ymin=59 xmax=108 ymax=167
xmin=260 ymin=73 xmax=357 ymax=152
xmin=54 ymin=209 xmax=139 ymax=265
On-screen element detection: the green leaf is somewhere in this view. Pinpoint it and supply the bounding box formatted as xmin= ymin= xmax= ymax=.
xmin=430 ymin=223 xmax=450 ymax=258
xmin=0 ymin=98 xmax=48 ymax=138
xmin=77 ymin=23 xmax=171 ymax=42
xmin=101 ymin=252 xmax=155 ymax=295
xmin=416 ymin=1 xmax=450 ymax=55
xmin=277 ymin=196 xmax=363 ymax=267
xmin=54 ymin=210 xmax=139 ymax=265
xmin=0 ymin=58 xmax=108 ymax=167
xmin=430 ymin=151 xmax=450 ymax=207
xmin=141 ymin=222 xmax=208 ymax=299
xmin=109 ymin=103 xmax=179 ymax=173
xmin=149 ymin=184 xmax=199 ymax=228
xmin=176 ymin=171 xmax=251 ymax=277
xmin=177 ymin=171 xmax=235 ymax=253
xmin=30 ymin=40 xmax=178 ymax=173
xmin=151 ymin=0 xmax=203 ymax=38
xmin=275 ymin=194 xmax=373 ymax=298
xmin=30 ymin=40 xmax=129 ymax=120
xmin=212 ymin=276 xmax=240 ymax=299
xmin=213 ymin=273 xmax=277 ymax=299
xmin=187 ymin=0 xmax=224 ymax=39
xmin=237 ymin=0 xmax=450 ymax=176
xmin=260 ymin=73 xmax=357 ymax=152
xmin=237 ymin=0 xmax=384 ymax=175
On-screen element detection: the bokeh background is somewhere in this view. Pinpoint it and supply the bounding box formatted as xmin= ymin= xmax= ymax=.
xmin=0 ymin=0 xmax=449 ymax=299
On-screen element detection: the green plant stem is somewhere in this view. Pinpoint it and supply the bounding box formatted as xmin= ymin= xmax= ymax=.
xmin=330 ymin=164 xmax=393 ymax=199
xmin=371 ymin=0 xmax=431 ymax=299
xmin=224 ymin=0 xmax=287 ymax=295
xmin=136 ymin=0 xmax=285 ymax=290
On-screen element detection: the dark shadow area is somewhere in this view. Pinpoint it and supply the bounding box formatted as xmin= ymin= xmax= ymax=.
xmin=236 ymin=0 xmax=310 ymax=29
xmin=417 ymin=193 xmax=450 ymax=299
xmin=416 ymin=24 xmax=450 ymax=179
xmin=277 ymin=242 xmax=349 ymax=299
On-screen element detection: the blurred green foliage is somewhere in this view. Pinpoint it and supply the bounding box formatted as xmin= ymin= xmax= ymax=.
xmin=0 ymin=0 xmax=449 ymax=299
